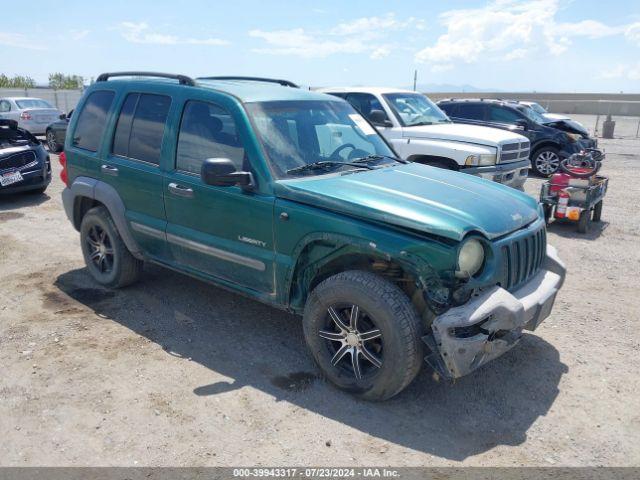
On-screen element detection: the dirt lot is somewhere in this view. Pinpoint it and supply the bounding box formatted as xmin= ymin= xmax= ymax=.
xmin=1 ymin=136 xmax=639 ymax=467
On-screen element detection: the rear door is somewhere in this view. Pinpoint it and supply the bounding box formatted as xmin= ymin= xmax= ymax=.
xmin=163 ymin=96 xmax=275 ymax=294
xmin=99 ymin=91 xmax=172 ymax=260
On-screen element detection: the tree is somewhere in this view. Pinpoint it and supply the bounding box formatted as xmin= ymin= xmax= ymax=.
xmin=48 ymin=73 xmax=84 ymax=90
xmin=0 ymin=74 xmax=36 ymax=88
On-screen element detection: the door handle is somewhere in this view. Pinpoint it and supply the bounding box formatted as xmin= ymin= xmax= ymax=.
xmin=101 ymin=164 xmax=119 ymax=176
xmin=168 ymin=182 xmax=194 ymax=198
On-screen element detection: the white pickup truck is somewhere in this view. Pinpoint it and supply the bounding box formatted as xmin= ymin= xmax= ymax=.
xmin=319 ymin=87 xmax=531 ymax=189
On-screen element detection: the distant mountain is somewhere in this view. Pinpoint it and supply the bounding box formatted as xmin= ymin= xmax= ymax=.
xmin=405 ymin=83 xmax=501 ymax=93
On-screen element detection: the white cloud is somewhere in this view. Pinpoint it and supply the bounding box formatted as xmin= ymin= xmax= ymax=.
xmin=0 ymin=32 xmax=46 ymax=50
xmin=69 ymin=29 xmax=90 ymax=41
xmin=249 ymin=13 xmax=422 ymax=59
xmin=626 ymin=22 xmax=640 ymax=47
xmin=118 ymin=22 xmax=228 ymax=46
xmin=600 ymin=63 xmax=640 ymax=80
xmin=415 ymin=0 xmax=636 ymax=68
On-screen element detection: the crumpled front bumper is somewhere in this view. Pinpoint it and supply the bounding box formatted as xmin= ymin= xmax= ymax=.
xmin=423 ymin=245 xmax=566 ymax=379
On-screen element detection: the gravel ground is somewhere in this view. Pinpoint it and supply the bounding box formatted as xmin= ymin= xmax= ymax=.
xmin=1 ymin=136 xmax=639 ymax=467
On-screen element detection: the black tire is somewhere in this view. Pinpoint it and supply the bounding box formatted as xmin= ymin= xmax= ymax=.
xmin=303 ymin=270 xmax=423 ymax=401
xmin=532 ymin=146 xmax=561 ymax=177
xmin=542 ymin=204 xmax=553 ymax=225
xmin=46 ymin=129 xmax=62 ymax=153
xmin=80 ymin=206 xmax=143 ymax=288
xmin=593 ymin=200 xmax=603 ymax=222
xmin=578 ymin=209 xmax=591 ymax=233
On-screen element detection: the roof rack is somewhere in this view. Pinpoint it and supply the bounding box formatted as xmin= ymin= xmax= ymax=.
xmin=96 ymin=72 xmax=196 ymax=86
xmin=197 ymin=76 xmax=299 ymax=88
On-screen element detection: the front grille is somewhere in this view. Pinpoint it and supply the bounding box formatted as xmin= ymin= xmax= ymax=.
xmin=499 ymin=141 xmax=530 ymax=163
xmin=500 ymin=225 xmax=546 ymax=291
xmin=0 ymin=150 xmax=37 ymax=173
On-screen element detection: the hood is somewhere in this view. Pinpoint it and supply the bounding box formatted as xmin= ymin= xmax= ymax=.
xmin=543 ymin=118 xmax=589 ymax=137
xmin=276 ymin=163 xmax=540 ymax=241
xmin=401 ymin=122 xmax=526 ymax=146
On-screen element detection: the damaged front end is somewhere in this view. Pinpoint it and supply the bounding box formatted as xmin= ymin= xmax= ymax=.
xmin=422 ymin=241 xmax=566 ymax=380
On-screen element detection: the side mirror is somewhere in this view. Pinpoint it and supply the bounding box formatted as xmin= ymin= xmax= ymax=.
xmin=59 ymin=113 xmax=66 ymax=120
xmin=201 ymin=158 xmax=252 ymax=187
xmin=369 ymin=109 xmax=393 ymax=127
xmin=515 ymin=119 xmax=529 ymax=130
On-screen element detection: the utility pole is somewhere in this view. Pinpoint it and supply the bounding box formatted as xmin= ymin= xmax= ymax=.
xmin=413 ymin=70 xmax=417 ymax=92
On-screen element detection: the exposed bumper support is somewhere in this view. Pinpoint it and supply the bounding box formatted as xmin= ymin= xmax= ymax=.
xmin=423 ymin=245 xmax=566 ymax=379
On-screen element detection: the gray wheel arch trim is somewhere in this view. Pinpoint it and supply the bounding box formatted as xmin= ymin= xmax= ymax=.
xmin=62 ymin=176 xmax=143 ymax=257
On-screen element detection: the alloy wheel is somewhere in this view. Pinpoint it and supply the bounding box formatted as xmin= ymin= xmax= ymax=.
xmin=46 ymin=131 xmax=57 ymax=152
xmin=85 ymin=224 xmax=114 ymax=274
xmin=535 ymin=151 xmax=560 ymax=175
xmin=318 ymin=304 xmax=383 ymax=380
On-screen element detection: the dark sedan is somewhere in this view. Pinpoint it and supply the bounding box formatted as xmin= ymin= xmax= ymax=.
xmin=45 ymin=110 xmax=72 ymax=153
xmin=0 ymin=119 xmax=51 ymax=194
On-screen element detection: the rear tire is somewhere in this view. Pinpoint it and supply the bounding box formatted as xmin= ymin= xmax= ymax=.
xmin=80 ymin=206 xmax=143 ymax=288
xmin=578 ymin=209 xmax=591 ymax=233
xmin=303 ymin=270 xmax=423 ymax=401
xmin=593 ymin=200 xmax=603 ymax=222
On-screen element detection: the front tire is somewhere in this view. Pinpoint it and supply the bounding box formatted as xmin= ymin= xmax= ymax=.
xmin=532 ymin=147 xmax=561 ymax=177
xmin=303 ymin=270 xmax=423 ymax=401
xmin=80 ymin=206 xmax=143 ymax=288
xmin=46 ymin=130 xmax=62 ymax=153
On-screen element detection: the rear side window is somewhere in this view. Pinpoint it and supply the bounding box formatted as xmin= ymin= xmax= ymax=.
xmin=112 ymin=93 xmax=171 ymax=165
xmin=454 ymin=103 xmax=485 ymax=120
xmin=176 ymin=100 xmax=244 ymax=174
xmin=72 ymin=90 xmax=115 ymax=152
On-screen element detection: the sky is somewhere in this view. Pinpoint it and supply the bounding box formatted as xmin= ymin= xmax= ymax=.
xmin=2 ymin=0 xmax=640 ymax=92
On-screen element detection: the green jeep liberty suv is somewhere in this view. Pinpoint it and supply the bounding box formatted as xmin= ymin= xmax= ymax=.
xmin=61 ymin=72 xmax=566 ymax=400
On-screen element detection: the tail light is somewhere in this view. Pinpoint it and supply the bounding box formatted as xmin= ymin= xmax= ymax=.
xmin=59 ymin=151 xmax=68 ymax=186
xmin=20 ymin=112 xmax=32 ymax=120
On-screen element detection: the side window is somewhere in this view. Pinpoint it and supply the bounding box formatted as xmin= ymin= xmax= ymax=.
xmin=455 ymin=103 xmax=485 ymax=120
xmin=111 ymin=93 xmax=171 ymax=164
xmin=439 ymin=103 xmax=456 ymax=116
xmin=488 ymin=105 xmax=522 ymax=124
xmin=0 ymin=100 xmax=10 ymax=112
xmin=176 ymin=100 xmax=244 ymax=175
xmin=345 ymin=93 xmax=388 ymax=122
xmin=72 ymin=90 xmax=115 ymax=152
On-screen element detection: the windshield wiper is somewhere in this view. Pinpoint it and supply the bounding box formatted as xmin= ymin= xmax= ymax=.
xmin=408 ymin=121 xmax=433 ymax=126
xmin=287 ymin=161 xmax=374 ymax=175
xmin=352 ymin=154 xmax=409 ymax=165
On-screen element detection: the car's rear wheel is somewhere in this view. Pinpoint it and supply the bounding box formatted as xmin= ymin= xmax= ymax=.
xmin=80 ymin=206 xmax=143 ymax=288
xmin=532 ymin=147 xmax=561 ymax=177
xmin=46 ymin=130 xmax=62 ymax=153
xmin=303 ymin=270 xmax=423 ymax=401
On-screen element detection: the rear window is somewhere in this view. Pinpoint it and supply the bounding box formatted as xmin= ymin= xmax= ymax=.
xmin=72 ymin=90 xmax=115 ymax=152
xmin=15 ymin=99 xmax=54 ymax=109
xmin=111 ymin=93 xmax=171 ymax=165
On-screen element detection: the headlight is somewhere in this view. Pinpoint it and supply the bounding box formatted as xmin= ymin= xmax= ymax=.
xmin=465 ymin=153 xmax=497 ymax=166
xmin=478 ymin=153 xmax=497 ymax=166
xmin=565 ymin=132 xmax=581 ymax=143
xmin=456 ymin=238 xmax=485 ymax=279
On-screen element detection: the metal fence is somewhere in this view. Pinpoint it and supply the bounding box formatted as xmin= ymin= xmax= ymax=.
xmin=0 ymin=87 xmax=83 ymax=112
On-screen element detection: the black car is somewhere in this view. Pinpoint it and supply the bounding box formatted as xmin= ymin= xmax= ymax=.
xmin=45 ymin=110 xmax=72 ymax=153
xmin=437 ymin=99 xmax=598 ymax=176
xmin=0 ymin=119 xmax=51 ymax=194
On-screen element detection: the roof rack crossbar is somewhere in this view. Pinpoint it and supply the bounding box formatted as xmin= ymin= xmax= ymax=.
xmin=197 ymin=76 xmax=299 ymax=88
xmin=96 ymin=72 xmax=196 ymax=86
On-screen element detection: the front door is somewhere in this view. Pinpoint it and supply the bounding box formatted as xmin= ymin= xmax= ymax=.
xmin=163 ymin=99 xmax=275 ymax=295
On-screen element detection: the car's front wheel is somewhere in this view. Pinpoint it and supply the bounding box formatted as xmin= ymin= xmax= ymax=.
xmin=303 ymin=270 xmax=423 ymax=401
xmin=532 ymin=147 xmax=561 ymax=177
xmin=46 ymin=130 xmax=62 ymax=153
xmin=80 ymin=206 xmax=143 ymax=288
